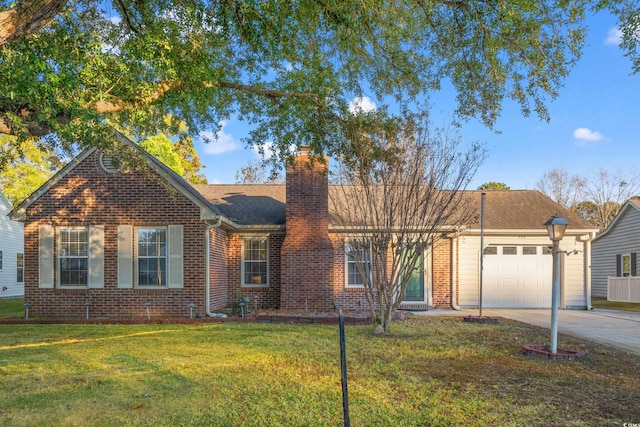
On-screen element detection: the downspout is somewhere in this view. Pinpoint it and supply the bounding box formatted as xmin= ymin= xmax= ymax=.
xmin=577 ymin=231 xmax=597 ymax=310
xmin=205 ymin=218 xmax=227 ymax=318
xmin=451 ymin=236 xmax=460 ymax=310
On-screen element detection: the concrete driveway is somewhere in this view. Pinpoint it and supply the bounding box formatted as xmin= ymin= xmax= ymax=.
xmin=416 ymin=308 xmax=640 ymax=356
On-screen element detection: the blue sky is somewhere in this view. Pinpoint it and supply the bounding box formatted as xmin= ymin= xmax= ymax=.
xmin=195 ymin=10 xmax=639 ymax=190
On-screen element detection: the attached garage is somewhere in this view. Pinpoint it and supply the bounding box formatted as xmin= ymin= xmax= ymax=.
xmin=455 ymin=191 xmax=598 ymax=310
xmin=482 ymin=245 xmax=552 ymax=308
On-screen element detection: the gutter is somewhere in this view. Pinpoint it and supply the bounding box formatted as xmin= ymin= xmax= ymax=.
xmin=576 ymin=231 xmax=597 ymax=310
xmin=205 ymin=217 xmax=227 ymax=318
xmin=451 ymin=236 xmax=460 ymax=310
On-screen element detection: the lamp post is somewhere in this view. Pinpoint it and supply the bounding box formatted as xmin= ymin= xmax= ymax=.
xmin=544 ymin=214 xmax=569 ymax=354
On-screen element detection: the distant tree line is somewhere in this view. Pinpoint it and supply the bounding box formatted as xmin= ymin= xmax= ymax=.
xmin=478 ymin=168 xmax=640 ymax=231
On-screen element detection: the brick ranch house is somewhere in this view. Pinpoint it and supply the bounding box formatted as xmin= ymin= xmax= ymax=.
xmin=10 ymin=132 xmax=597 ymax=319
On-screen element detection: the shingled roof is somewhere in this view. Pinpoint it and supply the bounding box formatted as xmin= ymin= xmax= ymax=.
xmin=193 ymin=185 xmax=595 ymax=231
xmin=462 ymin=190 xmax=594 ymax=231
xmin=193 ymin=184 xmax=286 ymax=226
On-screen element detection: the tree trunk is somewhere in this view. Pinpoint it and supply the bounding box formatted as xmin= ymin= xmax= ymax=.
xmin=0 ymin=0 xmax=67 ymax=46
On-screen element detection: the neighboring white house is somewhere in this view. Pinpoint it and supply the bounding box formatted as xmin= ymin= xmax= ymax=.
xmin=591 ymin=199 xmax=640 ymax=298
xmin=456 ymin=191 xmax=598 ymax=309
xmin=0 ymin=191 xmax=24 ymax=298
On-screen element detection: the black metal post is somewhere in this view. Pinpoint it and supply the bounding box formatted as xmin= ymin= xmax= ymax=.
xmin=335 ymin=304 xmax=350 ymax=427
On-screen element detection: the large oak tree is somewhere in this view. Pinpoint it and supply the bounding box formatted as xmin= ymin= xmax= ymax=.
xmin=0 ymin=0 xmax=600 ymax=169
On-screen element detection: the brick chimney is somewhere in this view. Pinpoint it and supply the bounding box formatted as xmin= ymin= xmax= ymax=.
xmin=280 ymin=147 xmax=334 ymax=310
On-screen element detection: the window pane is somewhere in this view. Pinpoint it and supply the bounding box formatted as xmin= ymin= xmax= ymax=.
xmin=59 ymin=258 xmax=88 ymax=286
xmin=137 ymin=228 xmax=167 ymax=286
xmin=623 ymin=255 xmax=631 ymax=277
xmin=483 ymin=246 xmax=497 ymax=255
xmin=242 ymin=238 xmax=268 ymax=285
xmin=138 ymin=258 xmax=166 ymax=285
xmin=523 ymin=247 xmax=537 ymax=255
xmin=17 ymin=253 xmax=24 ymax=283
xmin=346 ymin=243 xmax=370 ymax=286
xmin=503 ymin=246 xmax=517 ymax=255
xmin=138 ymin=229 xmax=166 ymax=257
xmin=59 ymin=228 xmax=89 ymax=286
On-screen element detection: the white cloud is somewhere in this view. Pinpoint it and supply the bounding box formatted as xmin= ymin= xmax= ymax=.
xmin=348 ymin=96 xmax=377 ymax=114
xmin=605 ymin=27 xmax=622 ymax=45
xmin=251 ymin=142 xmax=277 ymax=159
xmin=573 ymin=127 xmax=604 ymax=142
xmin=201 ymin=121 xmax=240 ymax=155
xmin=251 ymin=142 xmax=297 ymax=159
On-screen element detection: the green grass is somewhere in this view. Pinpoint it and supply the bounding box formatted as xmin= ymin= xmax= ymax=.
xmin=592 ymin=297 xmax=640 ymax=312
xmin=0 ymin=297 xmax=24 ymax=318
xmin=0 ymin=317 xmax=639 ymax=426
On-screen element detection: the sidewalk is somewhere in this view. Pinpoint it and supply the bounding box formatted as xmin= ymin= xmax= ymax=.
xmin=415 ymin=308 xmax=640 ymax=356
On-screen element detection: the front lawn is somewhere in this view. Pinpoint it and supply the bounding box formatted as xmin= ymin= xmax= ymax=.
xmin=0 ymin=317 xmax=638 ymax=426
xmin=0 ymin=297 xmax=24 ymax=318
xmin=592 ymin=297 xmax=640 ymax=312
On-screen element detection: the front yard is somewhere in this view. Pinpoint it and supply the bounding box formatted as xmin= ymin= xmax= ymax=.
xmin=0 ymin=314 xmax=639 ymax=426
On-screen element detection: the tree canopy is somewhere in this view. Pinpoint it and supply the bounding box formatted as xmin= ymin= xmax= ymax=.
xmin=477 ymin=182 xmax=510 ymax=191
xmin=0 ymin=0 xmax=596 ymax=169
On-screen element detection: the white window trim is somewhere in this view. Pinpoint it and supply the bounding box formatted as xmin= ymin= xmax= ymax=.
xmin=57 ymin=226 xmax=90 ymax=289
xmin=241 ymin=236 xmax=269 ymax=287
xmin=344 ymin=241 xmax=372 ymax=289
xmin=135 ymin=226 xmax=169 ymax=288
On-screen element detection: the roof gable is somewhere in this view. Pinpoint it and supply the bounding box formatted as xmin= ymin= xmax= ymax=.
xmin=10 ymin=130 xmax=222 ymax=222
xmin=592 ymin=198 xmax=640 ymax=242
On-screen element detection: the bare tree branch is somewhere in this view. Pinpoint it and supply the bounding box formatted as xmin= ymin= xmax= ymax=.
xmin=330 ymin=113 xmax=486 ymax=332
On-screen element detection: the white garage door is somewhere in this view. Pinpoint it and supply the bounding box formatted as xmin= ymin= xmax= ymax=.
xmin=482 ymin=245 xmax=552 ymax=308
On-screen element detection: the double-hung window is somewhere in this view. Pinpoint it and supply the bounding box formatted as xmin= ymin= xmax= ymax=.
xmin=137 ymin=228 xmax=167 ymax=286
xmin=58 ymin=227 xmax=89 ymax=287
xmin=17 ymin=254 xmax=24 ymax=284
xmin=242 ymin=237 xmax=268 ymax=286
xmin=345 ymin=242 xmax=371 ymax=287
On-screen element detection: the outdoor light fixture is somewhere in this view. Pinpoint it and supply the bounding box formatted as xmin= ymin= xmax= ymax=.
xmin=544 ymin=214 xmax=569 ymax=354
xmin=545 ymin=214 xmax=569 ymax=242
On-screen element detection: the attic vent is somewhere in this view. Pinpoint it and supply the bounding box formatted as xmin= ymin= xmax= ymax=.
xmin=99 ymin=152 xmax=117 ymax=173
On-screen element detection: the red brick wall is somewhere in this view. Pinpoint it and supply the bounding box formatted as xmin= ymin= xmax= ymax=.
xmin=331 ymin=235 xmax=370 ymax=312
xmin=22 ymin=150 xmax=210 ymax=319
xmin=280 ymin=152 xmax=335 ymax=310
xmin=330 ymin=234 xmax=455 ymax=310
xmin=226 ymin=233 xmax=284 ymax=310
xmin=432 ymin=238 xmax=453 ymax=308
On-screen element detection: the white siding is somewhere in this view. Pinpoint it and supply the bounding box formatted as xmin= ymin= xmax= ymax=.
xmin=458 ymin=233 xmax=588 ymax=309
xmin=592 ymin=206 xmax=640 ymax=298
xmin=0 ymin=194 xmax=24 ymax=297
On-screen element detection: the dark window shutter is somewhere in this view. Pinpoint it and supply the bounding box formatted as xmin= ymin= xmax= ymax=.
xmin=631 ymin=253 xmax=637 ymax=277
xmin=616 ymin=254 xmax=622 ymax=277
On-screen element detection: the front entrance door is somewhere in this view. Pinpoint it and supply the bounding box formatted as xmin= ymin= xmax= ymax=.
xmin=404 ymin=253 xmax=424 ymax=301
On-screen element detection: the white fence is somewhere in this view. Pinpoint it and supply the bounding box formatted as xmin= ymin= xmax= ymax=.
xmin=608 ymin=277 xmax=640 ymax=303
